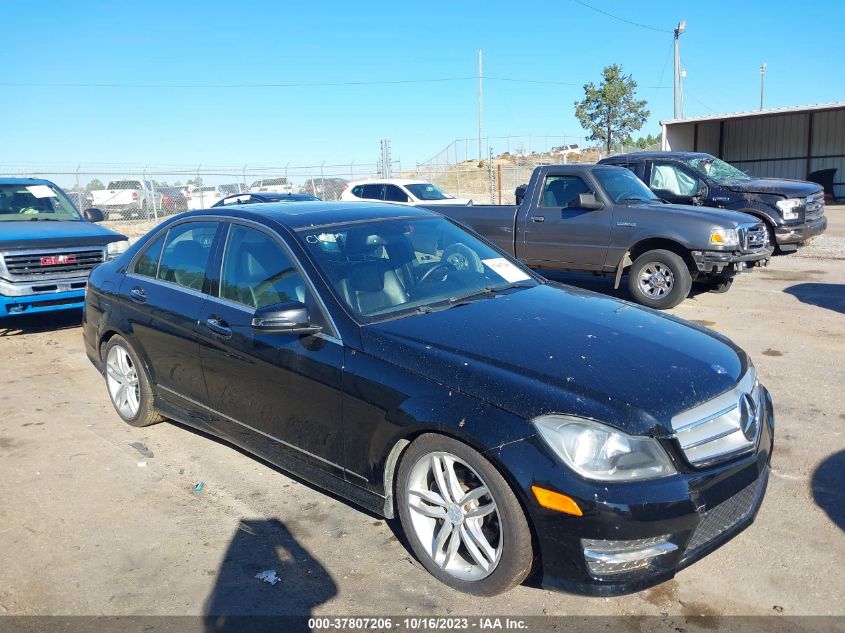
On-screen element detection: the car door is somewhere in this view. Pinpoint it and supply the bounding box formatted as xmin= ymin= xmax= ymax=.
xmin=197 ymin=221 xmax=345 ymax=477
xmin=119 ymin=220 xmax=220 ymax=406
xmin=522 ymin=173 xmax=612 ymax=270
xmin=648 ymin=161 xmax=704 ymax=205
xmin=361 ymin=183 xmax=384 ymax=202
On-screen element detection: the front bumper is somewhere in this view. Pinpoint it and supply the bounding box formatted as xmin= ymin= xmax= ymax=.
xmin=775 ymin=216 xmax=827 ymax=247
xmin=691 ymin=247 xmax=773 ymax=274
xmin=491 ymin=387 xmax=774 ymax=596
xmin=0 ymin=288 xmax=86 ymax=317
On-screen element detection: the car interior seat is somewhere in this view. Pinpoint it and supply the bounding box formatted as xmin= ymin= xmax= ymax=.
xmin=234 ymin=240 xmax=305 ymax=308
xmin=335 ymin=231 xmax=409 ymax=315
xmin=166 ymin=240 xmax=207 ymax=290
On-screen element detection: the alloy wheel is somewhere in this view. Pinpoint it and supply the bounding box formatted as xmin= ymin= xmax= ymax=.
xmin=406 ymin=451 xmax=502 ymax=581
xmin=638 ymin=262 xmax=675 ymax=298
xmin=106 ymin=345 xmax=141 ymax=418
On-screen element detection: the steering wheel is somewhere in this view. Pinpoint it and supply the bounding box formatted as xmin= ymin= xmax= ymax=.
xmin=441 ymin=243 xmax=484 ymax=274
xmin=252 ymin=269 xmax=299 ymax=305
xmin=418 ymin=262 xmax=456 ymax=285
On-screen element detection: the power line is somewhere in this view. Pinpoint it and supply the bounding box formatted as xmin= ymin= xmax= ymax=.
xmin=684 ymin=90 xmax=718 ymax=113
xmin=571 ymin=0 xmax=671 ymax=33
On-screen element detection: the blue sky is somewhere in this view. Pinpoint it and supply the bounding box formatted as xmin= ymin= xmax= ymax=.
xmin=2 ymin=0 xmax=843 ymax=170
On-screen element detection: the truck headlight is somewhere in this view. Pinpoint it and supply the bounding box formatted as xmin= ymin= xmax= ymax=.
xmin=533 ymin=415 xmax=676 ymax=482
xmin=775 ymin=198 xmax=802 ymax=220
xmin=709 ymin=228 xmax=739 ymax=247
xmin=106 ymin=240 xmax=130 ymax=260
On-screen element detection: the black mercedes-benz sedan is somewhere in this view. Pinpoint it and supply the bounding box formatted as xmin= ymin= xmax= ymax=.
xmin=82 ymin=201 xmax=773 ymax=596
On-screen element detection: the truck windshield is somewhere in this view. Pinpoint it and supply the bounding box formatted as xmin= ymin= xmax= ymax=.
xmin=0 ymin=183 xmax=83 ymax=222
xmin=298 ymin=216 xmax=537 ymax=323
xmin=593 ymin=168 xmax=660 ymax=203
xmin=107 ymin=180 xmax=143 ymax=190
xmin=687 ymin=157 xmax=751 ymax=185
xmin=405 ymin=183 xmax=453 ymax=200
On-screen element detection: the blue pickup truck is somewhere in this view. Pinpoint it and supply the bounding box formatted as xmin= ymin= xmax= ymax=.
xmin=0 ymin=178 xmax=128 ymax=318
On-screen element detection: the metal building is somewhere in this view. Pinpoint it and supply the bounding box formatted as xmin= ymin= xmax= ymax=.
xmin=661 ymin=102 xmax=845 ymax=199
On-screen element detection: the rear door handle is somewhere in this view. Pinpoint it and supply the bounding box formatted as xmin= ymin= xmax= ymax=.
xmin=532 ymin=216 xmax=545 ymax=223
xmin=129 ymin=287 xmax=147 ymax=303
xmin=206 ymin=316 xmax=232 ymax=338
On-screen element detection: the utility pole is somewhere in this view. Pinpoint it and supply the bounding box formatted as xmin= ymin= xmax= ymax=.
xmin=478 ymin=48 xmax=484 ymax=163
xmin=679 ymin=68 xmax=687 ymax=119
xmin=673 ymin=20 xmax=686 ymax=119
xmin=759 ymin=62 xmax=767 ymax=111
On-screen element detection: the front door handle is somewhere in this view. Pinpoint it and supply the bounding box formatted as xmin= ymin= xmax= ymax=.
xmin=129 ymin=287 xmax=147 ymax=303
xmin=205 ymin=316 xmax=232 ymax=338
xmin=532 ymin=216 xmax=545 ymax=223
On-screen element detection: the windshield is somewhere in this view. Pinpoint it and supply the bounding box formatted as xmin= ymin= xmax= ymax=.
xmin=0 ymin=183 xmax=83 ymax=222
xmin=107 ymin=180 xmax=143 ymax=190
xmin=405 ymin=183 xmax=453 ymax=200
xmin=593 ymin=168 xmax=660 ymax=203
xmin=687 ymin=157 xmax=751 ymax=185
xmin=298 ymin=216 xmax=538 ymax=322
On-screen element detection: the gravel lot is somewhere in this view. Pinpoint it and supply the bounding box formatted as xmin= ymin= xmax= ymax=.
xmin=0 ymin=208 xmax=843 ymax=620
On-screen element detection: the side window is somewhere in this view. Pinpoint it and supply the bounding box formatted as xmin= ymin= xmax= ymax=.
xmin=539 ymin=175 xmax=591 ymax=208
xmin=157 ymin=222 xmax=218 ymax=291
xmin=220 ymin=226 xmax=324 ymax=327
xmin=134 ymin=233 xmax=166 ymax=278
xmin=650 ymin=163 xmax=700 ymax=196
xmin=351 ymin=186 xmax=364 ymax=198
xmin=361 ymin=184 xmax=384 ymax=200
xmin=620 ymin=162 xmax=645 ymax=180
xmin=383 ymin=184 xmax=409 ymax=202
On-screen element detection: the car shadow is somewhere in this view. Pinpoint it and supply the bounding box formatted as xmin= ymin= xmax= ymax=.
xmin=0 ymin=309 xmax=83 ymax=337
xmin=783 ymin=283 xmax=845 ymax=315
xmin=204 ymin=518 xmax=337 ymax=632
xmin=811 ymin=450 xmax=845 ymax=533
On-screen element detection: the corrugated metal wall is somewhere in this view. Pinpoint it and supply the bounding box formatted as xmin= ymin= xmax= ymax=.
xmin=664 ymin=107 xmax=845 ymax=198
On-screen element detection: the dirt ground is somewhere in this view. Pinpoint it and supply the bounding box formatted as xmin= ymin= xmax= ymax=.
xmin=0 ymin=209 xmax=843 ymax=619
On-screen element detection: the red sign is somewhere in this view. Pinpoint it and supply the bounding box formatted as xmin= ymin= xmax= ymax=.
xmin=40 ymin=254 xmax=77 ymax=266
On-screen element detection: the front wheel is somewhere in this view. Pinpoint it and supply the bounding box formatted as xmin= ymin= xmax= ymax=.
xmin=627 ymin=249 xmax=692 ymax=310
xmin=707 ymin=275 xmax=734 ymax=294
xmin=396 ymin=434 xmax=534 ymax=596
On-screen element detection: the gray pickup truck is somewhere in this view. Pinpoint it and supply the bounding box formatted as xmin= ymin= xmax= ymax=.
xmin=425 ymin=164 xmax=772 ymax=309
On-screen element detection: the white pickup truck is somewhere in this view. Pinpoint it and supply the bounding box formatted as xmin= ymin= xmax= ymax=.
xmin=90 ymin=180 xmax=162 ymax=218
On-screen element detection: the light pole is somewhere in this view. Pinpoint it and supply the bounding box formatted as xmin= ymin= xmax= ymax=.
xmin=673 ymin=20 xmax=686 ymax=119
xmin=679 ymin=68 xmax=687 ymax=118
xmin=759 ymin=62 xmax=767 ymax=111
xmin=478 ymin=48 xmax=484 ymax=163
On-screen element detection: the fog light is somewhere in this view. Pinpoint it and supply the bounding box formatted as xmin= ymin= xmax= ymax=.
xmin=581 ymin=535 xmax=677 ymax=578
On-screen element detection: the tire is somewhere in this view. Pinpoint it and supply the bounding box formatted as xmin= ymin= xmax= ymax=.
xmin=396 ymin=433 xmax=533 ymax=596
xmin=627 ymin=249 xmax=692 ymax=310
xmin=707 ymin=276 xmax=734 ymax=294
xmin=103 ymin=335 xmax=163 ymax=427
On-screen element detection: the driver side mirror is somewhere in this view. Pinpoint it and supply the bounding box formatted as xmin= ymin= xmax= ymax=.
xmin=84 ymin=207 xmax=105 ymax=222
xmin=577 ymin=193 xmax=603 ymax=210
xmin=252 ymin=300 xmax=322 ymax=335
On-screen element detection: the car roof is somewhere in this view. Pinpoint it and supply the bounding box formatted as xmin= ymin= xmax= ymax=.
xmin=346 ymin=178 xmax=431 ymax=187
xmin=0 ymin=177 xmax=58 ymax=186
xmin=191 ymin=200 xmax=437 ymax=230
xmin=601 ymin=151 xmax=714 ymax=162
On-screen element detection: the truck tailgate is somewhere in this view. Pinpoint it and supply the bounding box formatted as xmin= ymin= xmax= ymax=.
xmin=420 ymin=204 xmax=518 ymax=254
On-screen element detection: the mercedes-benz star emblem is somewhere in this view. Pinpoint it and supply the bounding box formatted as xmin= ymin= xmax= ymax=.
xmin=739 ymin=393 xmax=759 ymax=441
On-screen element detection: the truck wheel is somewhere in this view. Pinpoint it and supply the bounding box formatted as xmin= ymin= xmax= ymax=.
xmin=396 ymin=433 xmax=534 ymax=596
xmin=707 ymin=276 xmax=734 ymax=294
xmin=627 ymin=249 xmax=692 ymax=310
xmin=103 ymin=335 xmax=164 ymax=427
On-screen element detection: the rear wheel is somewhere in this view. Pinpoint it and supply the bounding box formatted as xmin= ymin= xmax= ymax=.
xmin=707 ymin=275 xmax=734 ymax=294
xmin=627 ymin=249 xmax=692 ymax=310
xmin=396 ymin=434 xmax=533 ymax=596
xmin=104 ymin=336 xmax=163 ymax=427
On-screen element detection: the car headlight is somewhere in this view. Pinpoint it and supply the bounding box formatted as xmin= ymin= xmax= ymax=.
xmin=106 ymin=240 xmax=130 ymax=260
xmin=533 ymin=415 xmax=676 ymax=482
xmin=775 ymin=197 xmax=802 ymax=220
xmin=709 ymin=227 xmax=739 ymax=247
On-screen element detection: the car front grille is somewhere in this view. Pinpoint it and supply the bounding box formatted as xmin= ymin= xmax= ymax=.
xmin=670 ymin=369 xmax=763 ymax=467
xmin=738 ymin=223 xmax=768 ymax=251
xmin=805 ymin=191 xmax=825 ymax=220
xmin=1 ymin=249 xmax=105 ymax=281
xmin=685 ymin=467 xmax=768 ymax=553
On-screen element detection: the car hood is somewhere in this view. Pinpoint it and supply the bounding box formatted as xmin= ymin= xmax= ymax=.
xmin=646 ymin=202 xmax=756 ymax=226
xmin=361 ymin=284 xmax=748 ymax=436
xmin=0 ymin=221 xmax=126 ymax=250
xmin=727 ymin=178 xmax=821 ymax=198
